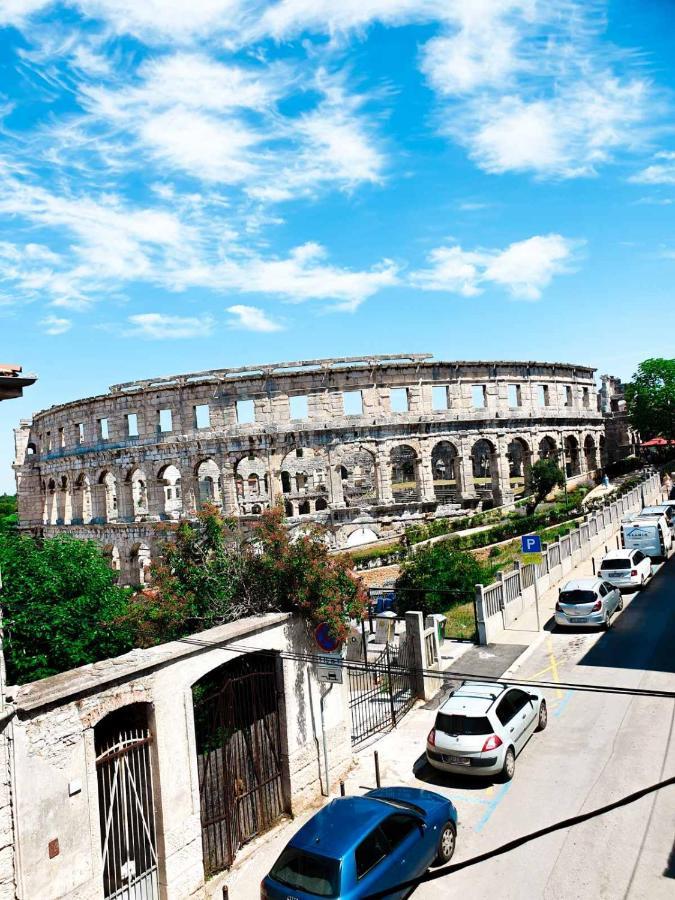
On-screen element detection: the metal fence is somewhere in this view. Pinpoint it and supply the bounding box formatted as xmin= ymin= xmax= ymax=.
xmin=348 ymin=643 xmax=416 ymax=747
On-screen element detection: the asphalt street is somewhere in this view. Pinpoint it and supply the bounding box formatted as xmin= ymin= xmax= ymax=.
xmin=410 ymin=554 xmax=675 ymax=899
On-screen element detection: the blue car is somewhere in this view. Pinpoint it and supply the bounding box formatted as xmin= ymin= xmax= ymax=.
xmin=261 ymin=786 xmax=457 ymax=899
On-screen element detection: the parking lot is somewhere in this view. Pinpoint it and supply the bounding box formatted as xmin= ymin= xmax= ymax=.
xmin=228 ymin=552 xmax=675 ymax=899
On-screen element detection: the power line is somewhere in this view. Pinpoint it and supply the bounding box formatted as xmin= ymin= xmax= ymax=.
xmin=362 ymin=775 xmax=675 ymax=899
xmin=176 ymin=635 xmax=675 ymax=700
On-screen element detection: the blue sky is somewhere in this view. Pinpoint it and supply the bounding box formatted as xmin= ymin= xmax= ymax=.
xmin=1 ymin=0 xmax=674 ymax=492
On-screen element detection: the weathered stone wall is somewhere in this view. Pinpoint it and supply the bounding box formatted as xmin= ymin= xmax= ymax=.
xmin=2 ymin=614 xmax=351 ymax=900
xmin=15 ymin=354 xmax=607 ymax=579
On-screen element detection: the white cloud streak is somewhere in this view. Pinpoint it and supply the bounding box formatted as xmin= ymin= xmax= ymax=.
xmin=39 ymin=314 xmax=72 ymax=335
xmin=412 ymin=233 xmax=578 ymax=300
xmin=226 ymin=304 xmax=284 ymax=332
xmin=126 ymin=313 xmax=215 ymax=340
xmin=629 ymin=152 xmax=675 ymax=186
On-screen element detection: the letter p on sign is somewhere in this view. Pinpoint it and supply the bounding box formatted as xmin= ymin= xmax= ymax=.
xmin=521 ymin=534 xmax=542 ymax=554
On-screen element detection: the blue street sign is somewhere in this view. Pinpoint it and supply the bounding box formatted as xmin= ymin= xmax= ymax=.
xmin=314 ymin=622 xmax=340 ymax=653
xmin=521 ymin=534 xmax=542 ymax=554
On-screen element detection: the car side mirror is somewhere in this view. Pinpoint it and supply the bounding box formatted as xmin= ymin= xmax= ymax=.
xmin=529 ymin=694 xmax=537 ymax=703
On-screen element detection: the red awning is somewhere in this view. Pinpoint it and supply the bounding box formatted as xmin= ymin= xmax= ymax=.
xmin=641 ymin=437 xmax=675 ymax=446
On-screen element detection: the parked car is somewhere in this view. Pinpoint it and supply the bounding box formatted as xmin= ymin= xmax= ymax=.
xmin=599 ymin=548 xmax=652 ymax=590
xmin=555 ymin=577 xmax=622 ymax=630
xmin=641 ymin=502 xmax=675 ymax=536
xmin=621 ymin=515 xmax=671 ymax=560
xmin=426 ymin=680 xmax=546 ymax=782
xmin=261 ymin=787 xmax=457 ymax=899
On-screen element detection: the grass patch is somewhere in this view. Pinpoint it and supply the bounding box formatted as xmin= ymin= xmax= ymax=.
xmin=443 ymin=601 xmax=477 ymax=642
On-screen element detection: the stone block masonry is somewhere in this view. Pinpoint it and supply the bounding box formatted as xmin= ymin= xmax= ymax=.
xmin=14 ymin=353 xmax=610 ymax=583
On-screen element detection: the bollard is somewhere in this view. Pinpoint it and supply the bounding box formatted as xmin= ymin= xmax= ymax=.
xmin=374 ymin=751 xmax=381 ymax=788
xmin=222 ymin=889 xmax=229 ymax=900
xmin=591 ymin=557 xmax=595 ymax=575
xmin=340 ymin=780 xmax=345 ymax=797
xmin=616 ymin=535 xmax=620 ymax=549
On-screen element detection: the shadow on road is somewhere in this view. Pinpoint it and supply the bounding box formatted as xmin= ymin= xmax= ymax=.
xmin=412 ymin=753 xmax=501 ymax=790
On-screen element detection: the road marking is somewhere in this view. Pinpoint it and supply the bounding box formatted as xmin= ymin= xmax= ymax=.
xmin=474 ymin=783 xmax=511 ymax=833
xmin=527 ymin=637 xmax=569 ymax=712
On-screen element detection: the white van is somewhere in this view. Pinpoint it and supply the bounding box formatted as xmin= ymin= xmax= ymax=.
xmin=621 ymin=516 xmax=672 ymax=560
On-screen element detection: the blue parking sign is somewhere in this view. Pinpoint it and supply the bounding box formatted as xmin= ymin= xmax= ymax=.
xmin=521 ymin=534 xmax=542 ymax=554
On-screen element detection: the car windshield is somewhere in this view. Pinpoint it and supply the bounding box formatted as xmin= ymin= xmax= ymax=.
xmin=559 ymin=589 xmax=597 ymax=604
xmin=270 ymin=849 xmax=340 ymax=898
xmin=600 ymin=560 xmax=631 ymax=570
xmin=435 ymin=713 xmax=492 ymax=735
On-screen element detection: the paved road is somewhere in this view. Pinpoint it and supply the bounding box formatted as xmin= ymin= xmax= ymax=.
xmin=411 ymin=556 xmax=675 ymax=899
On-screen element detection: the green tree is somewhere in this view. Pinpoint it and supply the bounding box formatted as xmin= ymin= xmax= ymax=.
xmin=395 ymin=543 xmax=492 ymax=617
xmin=526 ymin=459 xmax=565 ymax=516
xmin=122 ymin=504 xmax=366 ymax=647
xmin=625 ymin=357 xmax=675 ymax=442
xmin=0 ymin=533 xmax=133 ymax=684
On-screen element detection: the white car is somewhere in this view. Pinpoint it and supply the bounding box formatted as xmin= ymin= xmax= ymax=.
xmin=426 ymin=681 xmax=547 ymax=782
xmin=599 ymin=548 xmax=651 ymax=590
xmin=642 ymin=502 xmax=675 ymax=536
xmin=555 ymin=577 xmax=623 ymax=630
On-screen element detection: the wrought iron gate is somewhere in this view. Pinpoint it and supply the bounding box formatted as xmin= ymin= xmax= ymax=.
xmin=193 ymin=653 xmax=286 ymax=877
xmin=95 ymin=705 xmax=159 ymax=900
xmin=348 ymin=642 xmax=416 ymax=747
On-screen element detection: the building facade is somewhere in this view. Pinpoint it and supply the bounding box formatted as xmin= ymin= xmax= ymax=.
xmin=14 ymin=354 xmax=607 ymax=582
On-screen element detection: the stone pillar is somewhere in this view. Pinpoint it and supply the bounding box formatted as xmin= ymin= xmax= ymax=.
xmin=456 ymin=445 xmax=476 ymax=501
xmin=116 ymin=474 xmax=135 ymax=522
xmin=90 ymin=481 xmax=107 ymax=523
xmin=418 ymin=444 xmax=436 ymax=503
xmin=220 ymin=466 xmax=238 ymax=516
xmin=179 ymin=467 xmax=198 ymax=517
xmin=147 ymin=476 xmax=165 ymax=519
xmin=375 ymin=449 xmax=394 ymax=504
xmin=328 ymin=464 xmax=346 ymax=509
xmin=493 ymin=440 xmax=514 ymax=507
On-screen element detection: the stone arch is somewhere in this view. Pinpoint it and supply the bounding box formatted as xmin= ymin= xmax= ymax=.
xmin=298 ymin=499 xmax=311 ymax=515
xmin=564 ymin=434 xmax=581 ymax=477
xmin=431 ymin=440 xmax=458 ymax=502
xmin=337 ymin=445 xmax=377 ymax=507
xmin=158 ymin=463 xmax=182 ymax=519
xmin=345 ymin=526 xmax=379 ymax=547
xmin=196 ymin=458 xmax=221 ymax=508
xmin=130 ymin=542 xmax=152 ymax=585
xmin=91 ymin=470 xmax=117 ymax=523
xmin=233 ymin=454 xmax=269 ymax=515
xmin=315 ymin=497 xmax=328 ymax=511
xmin=284 ymin=499 xmax=293 ymax=517
xmin=26 ymin=442 xmax=37 ymax=456
xmin=279 ymin=446 xmax=329 ymax=506
xmin=507 ymin=437 xmax=532 ymax=495
xmin=73 ymin=473 xmax=93 ymax=524
xmin=584 ymin=434 xmax=597 ymax=472
xmin=390 ymin=444 xmax=419 ymax=502
xmin=251 ymin=503 xmax=262 ymax=515
xmin=102 ymin=543 xmax=121 ymax=576
xmin=127 ymin=466 xmax=149 ymax=519
xmin=538 ymin=435 xmax=558 ymax=460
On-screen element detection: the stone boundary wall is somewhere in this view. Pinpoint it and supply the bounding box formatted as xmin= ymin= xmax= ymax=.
xmin=475 ymin=472 xmax=662 ymax=644
xmin=15 ymin=355 xmax=608 ymax=577
xmin=1 ymin=614 xmax=351 ymax=900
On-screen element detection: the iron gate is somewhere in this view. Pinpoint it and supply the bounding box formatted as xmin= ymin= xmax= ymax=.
xmin=95 ymin=705 xmax=159 ymax=900
xmin=193 ymin=653 xmax=286 ymax=877
xmin=348 ymin=642 xmax=416 ymax=747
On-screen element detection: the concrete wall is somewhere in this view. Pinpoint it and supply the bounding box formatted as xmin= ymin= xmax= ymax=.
xmin=2 ymin=614 xmax=351 ymax=900
xmin=475 ymin=472 xmax=662 ymax=644
xmin=14 ymin=354 xmax=608 ymax=575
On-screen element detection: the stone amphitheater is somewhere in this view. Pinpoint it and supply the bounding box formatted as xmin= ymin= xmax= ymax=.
xmin=14 ymin=354 xmax=613 ymax=584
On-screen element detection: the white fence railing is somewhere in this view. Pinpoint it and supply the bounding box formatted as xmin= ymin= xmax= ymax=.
xmin=474 ymin=472 xmax=662 ymax=644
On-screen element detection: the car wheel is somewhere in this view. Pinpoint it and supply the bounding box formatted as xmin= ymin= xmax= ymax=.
xmin=435 ymin=821 xmax=456 ymax=864
xmin=617 ymin=594 xmax=624 ymax=612
xmin=604 ymin=611 xmax=612 ymax=631
xmin=536 ymin=700 xmax=548 ymax=732
xmin=501 ymin=747 xmax=516 ymax=782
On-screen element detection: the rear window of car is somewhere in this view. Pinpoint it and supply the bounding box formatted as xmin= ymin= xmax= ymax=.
xmin=435 ymin=713 xmax=492 ymax=735
xmin=559 ymin=589 xmax=597 ymax=604
xmin=600 ymin=559 xmax=631 ymax=570
xmin=270 ymin=848 xmax=340 ymax=897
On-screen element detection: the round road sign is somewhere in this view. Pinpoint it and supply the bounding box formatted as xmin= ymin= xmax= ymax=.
xmin=314 ymin=623 xmax=339 ymax=652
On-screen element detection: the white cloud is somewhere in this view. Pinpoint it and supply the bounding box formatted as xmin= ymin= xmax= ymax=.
xmin=412 ymin=233 xmax=577 ymax=299
xmin=126 ymin=313 xmax=215 ymax=340
xmin=39 ymin=314 xmax=72 ymax=335
xmin=226 ymin=304 xmax=284 ymax=332
xmin=0 ymin=0 xmax=49 ymax=28
xmin=629 ymin=151 xmax=675 ymax=186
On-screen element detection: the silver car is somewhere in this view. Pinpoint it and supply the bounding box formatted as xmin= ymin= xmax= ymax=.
xmin=555 ymin=577 xmax=622 ymax=630
xmin=426 ymin=681 xmax=547 ymax=781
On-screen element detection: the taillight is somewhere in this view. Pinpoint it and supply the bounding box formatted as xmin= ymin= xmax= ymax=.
xmin=260 ymin=881 xmax=269 ymax=899
xmin=427 ymin=728 xmax=436 ymax=747
xmin=482 ymin=734 xmax=503 ymax=752
xmin=631 ymin=569 xmax=637 ymax=577
xmin=592 ymin=599 xmax=602 ymax=612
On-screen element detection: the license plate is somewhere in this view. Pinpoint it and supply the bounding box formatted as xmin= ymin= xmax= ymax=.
xmin=570 ymin=617 xmax=588 ymax=623
xmin=444 ymin=754 xmax=470 ymax=766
